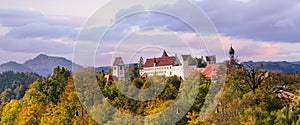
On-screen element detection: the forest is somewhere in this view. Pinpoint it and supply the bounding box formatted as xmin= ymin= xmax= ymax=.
xmin=0 ymin=61 xmax=300 ymax=124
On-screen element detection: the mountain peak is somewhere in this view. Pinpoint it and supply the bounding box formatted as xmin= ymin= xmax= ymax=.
xmin=5 ymin=61 xmax=19 ymax=65
xmin=37 ymin=53 xmax=48 ymax=57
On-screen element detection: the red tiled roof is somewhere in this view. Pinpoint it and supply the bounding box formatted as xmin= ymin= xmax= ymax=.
xmin=141 ymin=72 xmax=148 ymax=78
xmin=144 ymin=56 xmax=175 ymax=67
xmin=143 ymin=50 xmax=175 ymax=67
xmin=201 ymin=64 xmax=221 ymax=79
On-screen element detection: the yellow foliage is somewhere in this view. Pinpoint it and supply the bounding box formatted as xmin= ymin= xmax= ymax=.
xmin=186 ymin=110 xmax=202 ymax=125
xmin=0 ymin=100 xmax=22 ymax=125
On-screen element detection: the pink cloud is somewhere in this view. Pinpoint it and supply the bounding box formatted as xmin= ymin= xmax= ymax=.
xmin=180 ymin=33 xmax=300 ymax=62
xmin=219 ymin=35 xmax=284 ymax=57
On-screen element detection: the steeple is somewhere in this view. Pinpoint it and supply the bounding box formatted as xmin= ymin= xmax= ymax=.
xmin=162 ymin=50 xmax=169 ymax=57
xmin=229 ymin=44 xmax=235 ymax=55
xmin=229 ymin=44 xmax=235 ymax=60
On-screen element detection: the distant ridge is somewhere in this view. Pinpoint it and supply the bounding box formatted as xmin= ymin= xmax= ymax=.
xmin=0 ymin=54 xmax=83 ymax=76
xmin=242 ymin=61 xmax=300 ymax=74
xmin=1 ymin=54 xmax=299 ymax=76
xmin=291 ymin=61 xmax=300 ymax=65
xmin=0 ymin=61 xmax=33 ymax=73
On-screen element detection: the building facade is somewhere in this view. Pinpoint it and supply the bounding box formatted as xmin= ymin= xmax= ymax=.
xmin=139 ymin=50 xmax=213 ymax=79
xmin=111 ymin=46 xmax=235 ymax=80
xmin=112 ymin=57 xmax=125 ymax=81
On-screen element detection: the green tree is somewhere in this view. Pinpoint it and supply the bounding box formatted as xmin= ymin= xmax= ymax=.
xmin=36 ymin=66 xmax=71 ymax=103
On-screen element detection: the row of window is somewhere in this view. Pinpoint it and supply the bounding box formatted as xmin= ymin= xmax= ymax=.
xmin=113 ymin=67 xmax=123 ymax=70
xmin=143 ymin=66 xmax=173 ymax=71
xmin=146 ymin=71 xmax=173 ymax=76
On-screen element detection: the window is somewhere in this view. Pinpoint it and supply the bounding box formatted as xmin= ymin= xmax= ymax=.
xmin=120 ymin=66 xmax=122 ymax=70
xmin=114 ymin=67 xmax=116 ymax=70
xmin=170 ymin=72 xmax=172 ymax=75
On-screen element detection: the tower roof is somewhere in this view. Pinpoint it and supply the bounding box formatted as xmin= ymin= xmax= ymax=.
xmin=229 ymin=45 xmax=235 ymax=55
xmin=162 ymin=50 xmax=169 ymax=57
xmin=113 ymin=57 xmax=124 ymax=66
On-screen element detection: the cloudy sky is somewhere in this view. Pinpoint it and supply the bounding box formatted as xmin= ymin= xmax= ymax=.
xmin=0 ymin=0 xmax=299 ymax=66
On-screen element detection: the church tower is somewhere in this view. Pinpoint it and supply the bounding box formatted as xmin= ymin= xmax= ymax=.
xmin=112 ymin=57 xmax=125 ymax=81
xmin=229 ymin=44 xmax=235 ymax=61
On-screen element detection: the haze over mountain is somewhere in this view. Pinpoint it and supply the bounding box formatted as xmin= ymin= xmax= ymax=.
xmin=242 ymin=61 xmax=300 ymax=74
xmin=0 ymin=61 xmax=33 ymax=73
xmin=0 ymin=54 xmax=82 ymax=76
xmin=292 ymin=61 xmax=300 ymax=65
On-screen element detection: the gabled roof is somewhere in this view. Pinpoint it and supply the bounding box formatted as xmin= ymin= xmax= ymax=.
xmin=143 ymin=51 xmax=175 ymax=67
xmin=144 ymin=56 xmax=175 ymax=67
xmin=113 ymin=57 xmax=124 ymax=66
xmin=162 ymin=50 xmax=169 ymax=57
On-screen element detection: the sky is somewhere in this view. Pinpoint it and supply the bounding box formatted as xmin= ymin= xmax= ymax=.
xmin=0 ymin=0 xmax=300 ymax=66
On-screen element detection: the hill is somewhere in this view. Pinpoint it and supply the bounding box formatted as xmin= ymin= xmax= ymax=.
xmin=0 ymin=54 xmax=82 ymax=76
xmin=95 ymin=66 xmax=111 ymax=73
xmin=242 ymin=61 xmax=300 ymax=74
xmin=0 ymin=61 xmax=33 ymax=73
xmin=292 ymin=61 xmax=300 ymax=65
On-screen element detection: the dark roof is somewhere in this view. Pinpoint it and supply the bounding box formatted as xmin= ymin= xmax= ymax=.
xmin=229 ymin=45 xmax=235 ymax=55
xmin=162 ymin=50 xmax=169 ymax=57
xmin=113 ymin=57 xmax=124 ymax=66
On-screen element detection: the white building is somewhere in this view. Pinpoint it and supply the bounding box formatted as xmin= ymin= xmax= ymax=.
xmin=112 ymin=57 xmax=125 ymax=81
xmin=110 ymin=47 xmax=237 ymax=81
xmin=139 ymin=50 xmax=212 ymax=79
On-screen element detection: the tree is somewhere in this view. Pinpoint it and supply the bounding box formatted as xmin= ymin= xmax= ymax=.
xmin=242 ymin=63 xmax=268 ymax=94
xmin=138 ymin=56 xmax=144 ymax=68
xmin=0 ymin=71 xmax=41 ymax=104
xmin=36 ymin=66 xmax=71 ymax=103
xmin=15 ymin=81 xmax=48 ymax=125
xmin=0 ymin=100 xmax=22 ymax=125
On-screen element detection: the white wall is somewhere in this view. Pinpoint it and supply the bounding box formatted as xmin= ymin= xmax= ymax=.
xmin=113 ymin=65 xmax=125 ymax=80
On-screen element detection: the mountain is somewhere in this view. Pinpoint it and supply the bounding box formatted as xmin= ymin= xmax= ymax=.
xmin=0 ymin=54 xmax=83 ymax=76
xmin=95 ymin=66 xmax=111 ymax=73
xmin=23 ymin=54 xmax=82 ymax=76
xmin=291 ymin=61 xmax=300 ymax=65
xmin=0 ymin=61 xmax=33 ymax=73
xmin=242 ymin=61 xmax=300 ymax=74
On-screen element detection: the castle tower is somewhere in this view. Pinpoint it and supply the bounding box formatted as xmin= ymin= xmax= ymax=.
xmin=112 ymin=57 xmax=125 ymax=80
xmin=229 ymin=44 xmax=235 ymax=61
